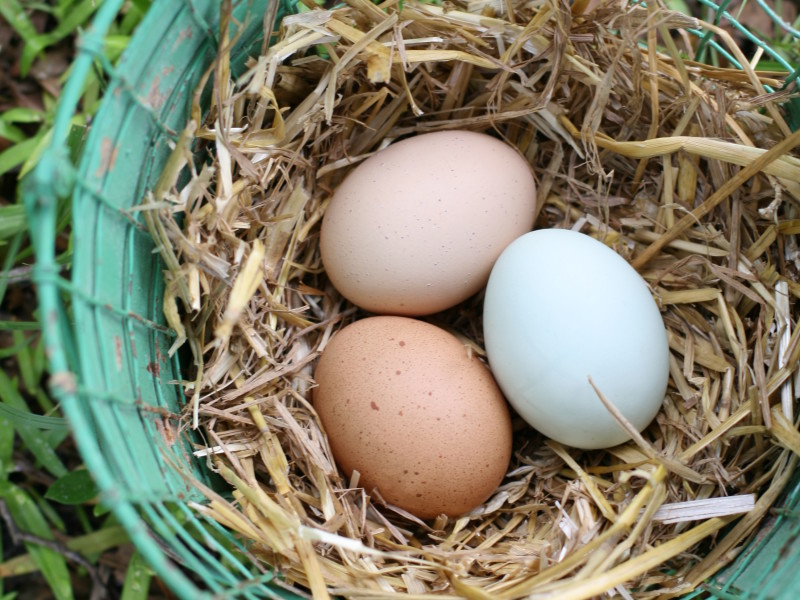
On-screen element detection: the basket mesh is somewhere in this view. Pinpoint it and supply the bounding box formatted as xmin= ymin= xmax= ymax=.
xmin=692 ymin=0 xmax=800 ymax=81
xmin=22 ymin=0 xmax=800 ymax=598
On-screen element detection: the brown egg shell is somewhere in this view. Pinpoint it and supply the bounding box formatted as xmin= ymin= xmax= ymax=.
xmin=313 ymin=316 xmax=513 ymax=519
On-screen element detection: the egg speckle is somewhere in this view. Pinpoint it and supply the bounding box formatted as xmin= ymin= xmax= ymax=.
xmin=320 ymin=130 xmax=537 ymax=315
xmin=313 ymin=316 xmax=513 ymax=518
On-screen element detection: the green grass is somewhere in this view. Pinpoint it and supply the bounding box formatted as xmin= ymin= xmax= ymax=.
xmin=0 ymin=1 xmax=154 ymax=598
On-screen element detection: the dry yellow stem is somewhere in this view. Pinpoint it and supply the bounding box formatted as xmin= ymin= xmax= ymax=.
xmin=215 ymin=240 xmax=265 ymax=344
xmin=593 ymin=135 xmax=800 ymax=183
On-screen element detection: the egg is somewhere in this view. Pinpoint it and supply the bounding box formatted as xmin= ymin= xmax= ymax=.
xmin=483 ymin=229 xmax=670 ymax=450
xmin=320 ymin=130 xmax=537 ymax=316
xmin=313 ymin=316 xmax=512 ymax=518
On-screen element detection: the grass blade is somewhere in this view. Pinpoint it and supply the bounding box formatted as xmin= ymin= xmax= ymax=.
xmin=0 ymin=206 xmax=26 ymax=241
xmin=0 ymin=482 xmax=74 ymax=600
xmin=0 ymin=230 xmax=25 ymax=308
xmin=0 ymin=121 xmax=26 ymax=145
xmin=45 ymin=470 xmax=99 ymax=505
xmin=0 ymin=322 xmax=40 ymax=331
xmin=0 ymin=408 xmax=13 ymax=478
xmin=21 ymin=0 xmax=100 ymax=76
xmin=17 ymin=127 xmax=53 ymax=180
xmin=30 ymin=488 xmax=66 ymax=534
xmin=0 ymin=136 xmax=42 ymax=178
xmin=14 ymin=331 xmax=43 ymax=394
xmin=0 ymin=337 xmax=31 ymax=359
xmin=0 ymin=525 xmax=129 ymax=578
xmin=1 ymin=108 xmax=45 ymax=125
xmin=0 ymin=0 xmax=42 ymax=76
xmin=0 ymin=403 xmax=68 ymax=432
xmin=0 ymin=371 xmax=67 ymax=478
xmin=120 ymin=551 xmax=153 ymax=600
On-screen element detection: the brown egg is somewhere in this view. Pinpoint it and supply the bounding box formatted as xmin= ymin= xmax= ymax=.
xmin=320 ymin=130 xmax=537 ymax=316
xmin=313 ymin=316 xmax=512 ymax=519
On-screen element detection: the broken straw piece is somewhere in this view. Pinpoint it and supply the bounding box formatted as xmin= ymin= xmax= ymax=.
xmin=650 ymin=494 xmax=756 ymax=524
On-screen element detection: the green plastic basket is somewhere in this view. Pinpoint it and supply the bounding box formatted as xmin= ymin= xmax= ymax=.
xmin=21 ymin=0 xmax=800 ymax=598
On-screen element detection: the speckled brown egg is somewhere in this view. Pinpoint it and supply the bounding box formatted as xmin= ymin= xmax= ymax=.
xmin=313 ymin=316 xmax=512 ymax=519
xmin=319 ymin=130 xmax=537 ymax=316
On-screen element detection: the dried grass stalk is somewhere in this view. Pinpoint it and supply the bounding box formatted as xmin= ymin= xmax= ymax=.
xmin=148 ymin=0 xmax=800 ymax=597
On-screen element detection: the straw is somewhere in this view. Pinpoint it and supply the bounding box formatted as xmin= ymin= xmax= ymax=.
xmin=147 ymin=0 xmax=800 ymax=597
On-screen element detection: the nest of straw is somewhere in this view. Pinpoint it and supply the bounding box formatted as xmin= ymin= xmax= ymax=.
xmin=145 ymin=0 xmax=800 ymax=597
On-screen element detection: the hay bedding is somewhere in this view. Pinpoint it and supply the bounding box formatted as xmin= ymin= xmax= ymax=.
xmin=146 ymin=0 xmax=800 ymax=597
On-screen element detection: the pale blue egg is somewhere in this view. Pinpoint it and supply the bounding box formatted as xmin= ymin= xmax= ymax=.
xmin=483 ymin=229 xmax=670 ymax=449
